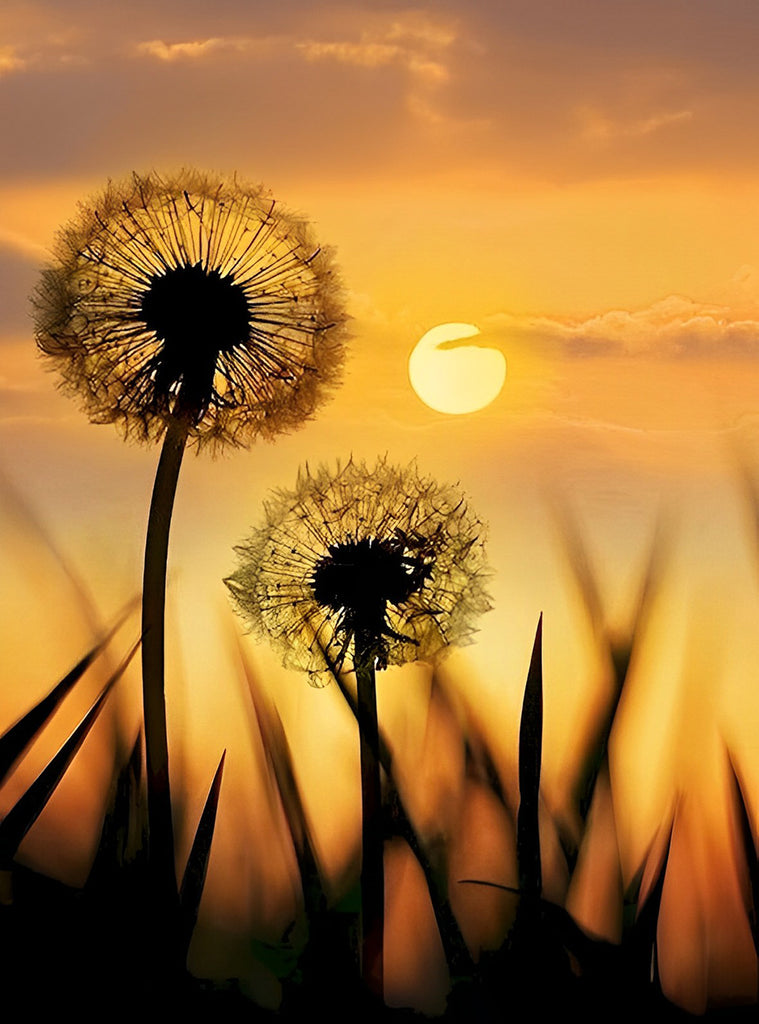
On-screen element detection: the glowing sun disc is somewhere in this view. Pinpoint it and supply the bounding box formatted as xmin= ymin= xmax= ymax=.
xmin=408 ymin=322 xmax=507 ymax=414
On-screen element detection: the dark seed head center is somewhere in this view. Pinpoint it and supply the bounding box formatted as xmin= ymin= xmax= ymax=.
xmin=140 ymin=262 xmax=249 ymax=374
xmin=311 ymin=537 xmax=429 ymax=635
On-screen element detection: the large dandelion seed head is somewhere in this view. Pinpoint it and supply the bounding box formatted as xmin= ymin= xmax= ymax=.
xmin=225 ymin=458 xmax=492 ymax=681
xmin=32 ymin=169 xmax=349 ymax=452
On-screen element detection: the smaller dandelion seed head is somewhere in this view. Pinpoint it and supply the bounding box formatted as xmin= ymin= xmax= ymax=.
xmin=32 ymin=169 xmax=350 ymax=453
xmin=225 ymin=457 xmax=493 ymax=679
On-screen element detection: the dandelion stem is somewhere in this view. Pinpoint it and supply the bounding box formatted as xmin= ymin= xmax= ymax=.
xmin=142 ymin=411 xmax=189 ymax=914
xmin=355 ymin=635 xmax=384 ymax=999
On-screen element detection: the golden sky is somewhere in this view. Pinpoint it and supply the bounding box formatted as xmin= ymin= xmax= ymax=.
xmin=3 ymin=0 xmax=759 ymax=1011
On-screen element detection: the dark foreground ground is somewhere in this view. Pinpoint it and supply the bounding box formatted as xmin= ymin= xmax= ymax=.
xmin=2 ymin=865 xmax=757 ymax=1024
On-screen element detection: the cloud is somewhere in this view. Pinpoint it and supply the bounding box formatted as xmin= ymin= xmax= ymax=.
xmin=297 ymin=39 xmax=403 ymax=69
xmin=295 ymin=11 xmax=455 ymax=123
xmin=0 ymin=46 xmax=25 ymax=75
xmin=485 ymin=296 xmax=759 ymax=360
xmin=136 ymin=38 xmax=228 ymax=61
xmin=135 ymin=35 xmax=274 ymax=62
xmin=3 ymin=0 xmax=759 ymax=187
xmin=579 ymin=107 xmax=694 ymax=142
xmin=385 ymin=16 xmax=456 ymax=49
xmin=0 ymin=41 xmax=84 ymax=76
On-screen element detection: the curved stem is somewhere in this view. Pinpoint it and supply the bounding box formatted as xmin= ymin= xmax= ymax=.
xmin=355 ymin=636 xmax=384 ymax=999
xmin=142 ymin=412 xmax=189 ymax=914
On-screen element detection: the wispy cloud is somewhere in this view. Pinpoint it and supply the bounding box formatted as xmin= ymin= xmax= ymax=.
xmin=296 ymin=40 xmax=402 ymax=69
xmin=135 ymin=36 xmax=272 ymax=62
xmin=137 ymin=38 xmax=226 ymax=61
xmin=486 ymin=296 xmax=759 ymax=360
xmin=0 ymin=46 xmax=25 ymax=76
xmin=295 ymin=12 xmax=455 ymax=122
xmin=579 ymin=105 xmax=694 ymax=141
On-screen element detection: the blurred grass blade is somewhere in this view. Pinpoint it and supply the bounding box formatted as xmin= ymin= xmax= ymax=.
xmin=569 ymin=510 xmax=669 ymax=823
xmin=464 ymin=735 xmax=507 ymax=807
xmin=0 ymin=464 xmax=101 ymax=633
xmin=628 ymin=808 xmax=675 ymax=990
xmin=314 ymin=632 xmax=475 ymax=975
xmin=86 ymin=732 xmax=146 ymax=890
xmin=734 ymin=446 xmax=759 ymax=567
xmin=389 ymin=790 xmax=476 ymax=978
xmin=0 ymin=603 xmax=137 ymax=786
xmin=178 ymin=750 xmax=226 ymax=956
xmin=231 ymin=631 xmax=358 ymax=1008
xmin=0 ymin=638 xmax=140 ymax=867
xmin=517 ymin=614 xmax=543 ymax=898
xmin=232 ymin=630 xmax=326 ymax=916
xmin=547 ymin=495 xmax=605 ymax=635
xmin=726 ymin=748 xmax=759 ymax=956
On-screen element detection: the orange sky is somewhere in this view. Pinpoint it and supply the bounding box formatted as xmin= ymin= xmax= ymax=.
xmin=3 ymin=1 xmax=759 ymax=1012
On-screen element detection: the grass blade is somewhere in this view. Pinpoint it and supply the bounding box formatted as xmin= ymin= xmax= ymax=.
xmin=86 ymin=732 xmax=147 ymax=890
xmin=517 ymin=614 xmax=543 ymax=899
xmin=231 ymin=632 xmax=363 ymax=1013
xmin=725 ymin=748 xmax=759 ymax=957
xmin=0 ymin=603 xmax=136 ymax=786
xmin=627 ymin=808 xmax=676 ymax=991
xmin=233 ymin=634 xmax=325 ymax=911
xmin=0 ymin=638 xmax=140 ymax=867
xmin=550 ymin=496 xmax=670 ymax=826
xmin=178 ymin=750 xmax=226 ymax=957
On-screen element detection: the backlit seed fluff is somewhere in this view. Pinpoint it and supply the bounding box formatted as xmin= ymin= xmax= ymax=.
xmin=225 ymin=458 xmax=492 ymax=682
xmin=32 ymin=169 xmax=349 ymax=452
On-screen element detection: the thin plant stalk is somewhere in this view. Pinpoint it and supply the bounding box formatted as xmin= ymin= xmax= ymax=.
xmin=355 ymin=635 xmax=384 ymax=998
xmin=142 ymin=410 xmax=190 ymax=907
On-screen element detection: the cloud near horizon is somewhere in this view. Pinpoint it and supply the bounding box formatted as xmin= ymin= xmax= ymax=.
xmin=485 ymin=295 xmax=759 ymax=360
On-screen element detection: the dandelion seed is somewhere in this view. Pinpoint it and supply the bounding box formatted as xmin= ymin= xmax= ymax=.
xmin=33 ymin=169 xmax=348 ymax=452
xmin=31 ymin=169 xmax=348 ymax=918
xmin=226 ymin=457 xmax=491 ymax=997
xmin=226 ymin=457 xmax=491 ymax=677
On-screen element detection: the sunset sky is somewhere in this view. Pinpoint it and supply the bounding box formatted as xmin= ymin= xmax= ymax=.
xmin=3 ymin=0 xmax=759 ymax=1011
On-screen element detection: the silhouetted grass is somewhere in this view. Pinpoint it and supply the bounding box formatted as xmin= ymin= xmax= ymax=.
xmin=6 ymin=479 xmax=759 ymax=1022
xmin=0 ymin=637 xmax=140 ymax=869
xmin=0 ymin=608 xmax=134 ymax=786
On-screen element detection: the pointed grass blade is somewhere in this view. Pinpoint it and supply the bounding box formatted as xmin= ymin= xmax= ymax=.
xmin=726 ymin=749 xmax=759 ymax=956
xmin=734 ymin=446 xmax=759 ymax=569
xmin=517 ymin=615 xmax=543 ymax=899
xmin=234 ymin=635 xmax=325 ymax=913
xmin=0 ymin=638 xmax=140 ymax=867
xmin=178 ymin=750 xmax=226 ymax=956
xmin=547 ymin=494 xmax=605 ymax=636
xmin=575 ymin=516 xmax=670 ymax=822
xmin=388 ymin=789 xmax=476 ymax=979
xmin=610 ymin=509 xmax=671 ymax=690
xmin=0 ymin=603 xmax=137 ymax=786
xmin=627 ymin=809 xmax=675 ymax=990
xmin=86 ymin=732 xmax=147 ymax=891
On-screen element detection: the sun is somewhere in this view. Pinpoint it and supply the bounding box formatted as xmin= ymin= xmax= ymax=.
xmin=408 ymin=323 xmax=507 ymax=415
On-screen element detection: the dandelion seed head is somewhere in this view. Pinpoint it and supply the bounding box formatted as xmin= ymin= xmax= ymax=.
xmin=32 ymin=169 xmax=349 ymax=452
xmin=225 ymin=457 xmax=492 ymax=679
